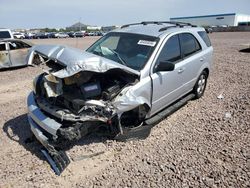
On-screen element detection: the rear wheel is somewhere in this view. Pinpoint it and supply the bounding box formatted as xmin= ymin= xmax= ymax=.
xmin=193 ymin=71 xmax=208 ymax=99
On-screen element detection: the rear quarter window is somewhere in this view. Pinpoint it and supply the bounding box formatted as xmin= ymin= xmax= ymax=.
xmin=198 ymin=31 xmax=211 ymax=47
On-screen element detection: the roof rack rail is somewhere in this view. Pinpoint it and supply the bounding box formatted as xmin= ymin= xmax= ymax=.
xmin=121 ymin=21 xmax=197 ymax=29
xmin=159 ymin=22 xmax=197 ymax=32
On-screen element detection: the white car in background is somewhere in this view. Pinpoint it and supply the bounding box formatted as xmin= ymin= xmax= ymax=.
xmin=54 ymin=32 xmax=69 ymax=38
xmin=13 ymin=32 xmax=25 ymax=39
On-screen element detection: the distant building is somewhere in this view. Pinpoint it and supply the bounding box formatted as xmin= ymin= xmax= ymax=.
xmin=66 ymin=22 xmax=88 ymax=31
xmin=13 ymin=28 xmax=26 ymax=32
xmin=101 ymin=25 xmax=120 ymax=32
xmin=28 ymin=29 xmax=43 ymax=33
xmin=87 ymin=26 xmax=102 ymax=30
xmin=170 ymin=13 xmax=250 ymax=27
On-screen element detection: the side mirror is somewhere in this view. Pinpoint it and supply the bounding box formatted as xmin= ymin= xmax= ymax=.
xmin=155 ymin=61 xmax=175 ymax=72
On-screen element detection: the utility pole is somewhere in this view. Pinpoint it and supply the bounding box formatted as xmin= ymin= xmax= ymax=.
xmin=79 ymin=17 xmax=82 ymax=32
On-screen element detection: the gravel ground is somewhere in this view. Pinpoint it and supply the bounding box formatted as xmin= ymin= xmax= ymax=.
xmin=0 ymin=33 xmax=249 ymax=187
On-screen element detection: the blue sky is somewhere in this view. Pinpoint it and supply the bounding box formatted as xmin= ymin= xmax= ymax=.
xmin=0 ymin=0 xmax=250 ymax=29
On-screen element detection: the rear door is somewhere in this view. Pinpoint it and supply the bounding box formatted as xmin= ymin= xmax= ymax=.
xmin=179 ymin=33 xmax=203 ymax=93
xmin=0 ymin=42 xmax=11 ymax=68
xmin=8 ymin=41 xmax=30 ymax=67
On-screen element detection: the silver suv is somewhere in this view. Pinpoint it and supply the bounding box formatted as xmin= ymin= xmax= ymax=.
xmin=26 ymin=21 xmax=213 ymax=174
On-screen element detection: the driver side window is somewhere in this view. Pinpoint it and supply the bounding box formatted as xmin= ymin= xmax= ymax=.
xmin=158 ymin=35 xmax=181 ymax=63
xmin=154 ymin=35 xmax=181 ymax=72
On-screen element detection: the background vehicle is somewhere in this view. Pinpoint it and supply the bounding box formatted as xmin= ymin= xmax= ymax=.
xmin=13 ymin=32 xmax=25 ymax=39
xmin=74 ymin=31 xmax=84 ymax=37
xmin=205 ymin=27 xmax=213 ymax=33
xmin=0 ymin=39 xmax=32 ymax=69
xmin=67 ymin=31 xmax=75 ymax=38
xmin=0 ymin=29 xmax=14 ymax=39
xmin=27 ymin=21 xmax=213 ymax=174
xmin=87 ymin=32 xmax=95 ymax=36
xmin=53 ymin=32 xmax=69 ymax=38
xmin=24 ymin=32 xmax=35 ymax=39
xmin=34 ymin=32 xmax=48 ymax=39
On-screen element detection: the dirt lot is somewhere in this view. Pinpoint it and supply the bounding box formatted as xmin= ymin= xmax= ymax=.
xmin=0 ymin=33 xmax=249 ymax=187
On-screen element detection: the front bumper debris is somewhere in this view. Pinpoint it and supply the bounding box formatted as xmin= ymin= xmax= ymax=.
xmin=27 ymin=92 xmax=70 ymax=175
xmin=27 ymin=92 xmax=62 ymax=138
xmin=27 ymin=92 xmax=120 ymax=174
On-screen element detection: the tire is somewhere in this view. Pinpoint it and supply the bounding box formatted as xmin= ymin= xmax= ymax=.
xmin=193 ymin=71 xmax=208 ymax=99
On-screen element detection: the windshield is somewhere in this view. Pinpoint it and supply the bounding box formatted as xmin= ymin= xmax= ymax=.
xmin=86 ymin=32 xmax=158 ymax=70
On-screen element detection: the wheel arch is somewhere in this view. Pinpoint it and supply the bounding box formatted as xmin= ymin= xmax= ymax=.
xmin=203 ymin=67 xmax=209 ymax=77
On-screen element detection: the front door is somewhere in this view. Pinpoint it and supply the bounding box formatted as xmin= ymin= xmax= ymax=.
xmin=150 ymin=34 xmax=186 ymax=116
xmin=8 ymin=41 xmax=29 ymax=67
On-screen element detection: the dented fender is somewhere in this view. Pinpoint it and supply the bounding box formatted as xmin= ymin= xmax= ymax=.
xmin=112 ymin=76 xmax=152 ymax=114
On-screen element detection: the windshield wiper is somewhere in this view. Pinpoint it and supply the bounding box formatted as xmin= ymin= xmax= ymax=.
xmin=97 ymin=46 xmax=128 ymax=66
xmin=109 ymin=49 xmax=128 ymax=66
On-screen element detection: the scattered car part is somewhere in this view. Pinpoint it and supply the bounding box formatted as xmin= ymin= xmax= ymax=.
xmin=217 ymin=94 xmax=224 ymax=99
xmin=72 ymin=151 xmax=105 ymax=161
xmin=41 ymin=149 xmax=70 ymax=175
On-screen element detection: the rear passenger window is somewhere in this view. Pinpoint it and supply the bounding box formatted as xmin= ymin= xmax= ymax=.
xmin=157 ymin=35 xmax=181 ymax=64
xmin=9 ymin=41 xmax=27 ymax=50
xmin=180 ymin=33 xmax=201 ymax=57
xmin=198 ymin=31 xmax=211 ymax=47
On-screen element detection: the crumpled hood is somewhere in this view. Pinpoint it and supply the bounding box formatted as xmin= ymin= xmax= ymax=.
xmin=27 ymin=45 xmax=140 ymax=78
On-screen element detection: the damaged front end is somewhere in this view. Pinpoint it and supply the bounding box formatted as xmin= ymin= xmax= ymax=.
xmin=27 ymin=45 xmax=150 ymax=174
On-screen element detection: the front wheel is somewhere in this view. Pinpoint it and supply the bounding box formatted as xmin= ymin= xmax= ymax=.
xmin=193 ymin=71 xmax=208 ymax=99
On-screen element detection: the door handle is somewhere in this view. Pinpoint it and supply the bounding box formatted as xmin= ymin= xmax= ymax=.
xmin=178 ymin=68 xmax=185 ymax=73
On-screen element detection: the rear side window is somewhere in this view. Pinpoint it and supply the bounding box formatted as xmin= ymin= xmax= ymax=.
xmin=9 ymin=41 xmax=29 ymax=50
xmin=180 ymin=33 xmax=201 ymax=57
xmin=198 ymin=31 xmax=211 ymax=47
xmin=157 ymin=35 xmax=181 ymax=63
xmin=0 ymin=31 xmax=11 ymax=39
